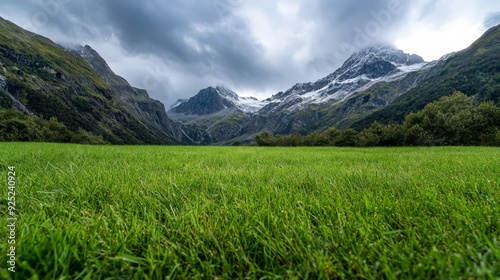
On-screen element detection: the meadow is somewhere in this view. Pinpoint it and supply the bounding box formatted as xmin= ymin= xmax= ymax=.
xmin=0 ymin=143 xmax=499 ymax=279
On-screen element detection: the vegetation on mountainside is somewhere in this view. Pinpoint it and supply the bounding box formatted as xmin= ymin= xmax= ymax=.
xmin=0 ymin=109 xmax=106 ymax=144
xmin=256 ymin=92 xmax=500 ymax=147
xmin=0 ymin=89 xmax=12 ymax=108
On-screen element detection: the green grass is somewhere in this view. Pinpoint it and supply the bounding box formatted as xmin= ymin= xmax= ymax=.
xmin=0 ymin=143 xmax=499 ymax=279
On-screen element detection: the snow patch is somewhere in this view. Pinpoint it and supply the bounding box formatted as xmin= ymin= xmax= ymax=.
xmin=170 ymin=99 xmax=188 ymax=109
xmin=235 ymin=97 xmax=270 ymax=113
xmin=396 ymin=62 xmax=427 ymax=72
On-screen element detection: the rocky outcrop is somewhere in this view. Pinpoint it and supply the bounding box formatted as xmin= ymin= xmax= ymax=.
xmin=0 ymin=75 xmax=6 ymax=92
xmin=170 ymin=86 xmax=237 ymax=116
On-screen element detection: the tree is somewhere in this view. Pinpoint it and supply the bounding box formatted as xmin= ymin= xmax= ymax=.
xmin=0 ymin=108 xmax=107 ymax=144
xmin=472 ymin=101 xmax=500 ymax=145
xmin=358 ymin=121 xmax=384 ymax=147
xmin=38 ymin=117 xmax=72 ymax=142
xmin=334 ymin=129 xmax=359 ymax=147
xmin=324 ymin=128 xmax=341 ymax=145
xmin=404 ymin=123 xmax=432 ymax=146
xmin=304 ymin=132 xmax=329 ymax=146
xmin=403 ymin=92 xmax=475 ymax=145
xmin=255 ymin=130 xmax=275 ymax=146
xmin=71 ymin=129 xmax=107 ymax=145
xmin=380 ymin=124 xmax=404 ymax=146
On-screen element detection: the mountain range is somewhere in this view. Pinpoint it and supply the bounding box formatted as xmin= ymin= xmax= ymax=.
xmin=169 ymin=26 xmax=499 ymax=144
xmin=1 ymin=16 xmax=499 ymax=145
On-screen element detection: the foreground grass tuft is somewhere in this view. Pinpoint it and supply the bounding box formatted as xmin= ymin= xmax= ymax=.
xmin=0 ymin=143 xmax=499 ymax=279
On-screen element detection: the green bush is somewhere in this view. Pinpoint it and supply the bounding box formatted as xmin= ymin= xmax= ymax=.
xmin=254 ymin=92 xmax=500 ymax=147
xmin=71 ymin=128 xmax=107 ymax=145
xmin=255 ymin=130 xmax=275 ymax=146
xmin=0 ymin=108 xmax=107 ymax=144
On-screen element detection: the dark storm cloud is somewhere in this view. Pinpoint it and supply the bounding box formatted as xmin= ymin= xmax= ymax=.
xmin=0 ymin=0 xmax=272 ymax=88
xmin=308 ymin=0 xmax=408 ymax=31
xmin=1 ymin=0 xmax=498 ymax=105
xmin=10 ymin=0 xmax=411 ymax=79
xmin=300 ymin=0 xmax=411 ymax=65
xmin=55 ymin=0 xmax=272 ymax=86
xmin=97 ymin=1 xmax=216 ymax=61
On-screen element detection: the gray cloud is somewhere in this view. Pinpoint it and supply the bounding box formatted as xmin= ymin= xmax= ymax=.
xmin=0 ymin=0 xmax=499 ymax=106
xmin=484 ymin=12 xmax=500 ymax=29
xmin=300 ymin=0 xmax=412 ymax=61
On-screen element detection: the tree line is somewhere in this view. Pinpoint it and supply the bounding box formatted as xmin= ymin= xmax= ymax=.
xmin=255 ymin=92 xmax=500 ymax=147
xmin=0 ymin=108 xmax=107 ymax=144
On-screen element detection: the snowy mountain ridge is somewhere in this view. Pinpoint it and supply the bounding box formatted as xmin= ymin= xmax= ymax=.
xmin=212 ymin=85 xmax=270 ymax=113
xmin=170 ymin=85 xmax=269 ymax=114
xmin=171 ymin=45 xmax=435 ymax=117
xmin=259 ymin=45 xmax=431 ymax=113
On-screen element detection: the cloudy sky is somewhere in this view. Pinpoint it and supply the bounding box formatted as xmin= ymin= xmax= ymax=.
xmin=1 ymin=0 xmax=499 ymax=106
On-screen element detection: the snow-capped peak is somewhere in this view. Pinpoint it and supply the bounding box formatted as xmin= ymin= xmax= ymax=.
xmin=332 ymin=45 xmax=425 ymax=80
xmin=214 ymin=85 xmax=268 ymax=113
xmin=260 ymin=45 xmax=429 ymax=113
xmin=214 ymin=85 xmax=239 ymax=99
xmin=169 ymin=85 xmax=268 ymax=115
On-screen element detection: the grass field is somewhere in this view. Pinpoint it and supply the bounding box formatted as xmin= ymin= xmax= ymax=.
xmin=0 ymin=143 xmax=499 ymax=279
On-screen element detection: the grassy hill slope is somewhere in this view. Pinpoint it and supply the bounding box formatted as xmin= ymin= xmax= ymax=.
xmin=0 ymin=17 xmax=180 ymax=144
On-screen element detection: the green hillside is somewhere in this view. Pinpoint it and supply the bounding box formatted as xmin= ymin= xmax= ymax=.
xmin=0 ymin=17 xmax=178 ymax=144
xmin=353 ymin=24 xmax=500 ymax=129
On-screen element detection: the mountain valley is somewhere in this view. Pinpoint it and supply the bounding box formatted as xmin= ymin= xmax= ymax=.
xmin=1 ymin=16 xmax=499 ymax=145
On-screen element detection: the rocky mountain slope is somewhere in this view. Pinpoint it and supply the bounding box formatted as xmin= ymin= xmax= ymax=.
xmin=0 ymin=17 xmax=209 ymax=144
xmin=170 ymin=86 xmax=267 ymax=117
xmin=259 ymin=46 xmax=427 ymax=114
xmin=168 ymin=86 xmax=260 ymax=143
xmin=73 ymin=45 xmax=210 ymax=144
